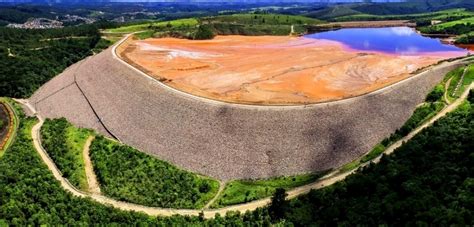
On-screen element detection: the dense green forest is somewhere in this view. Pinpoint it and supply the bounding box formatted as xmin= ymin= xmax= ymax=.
xmin=0 ymin=105 xmax=271 ymax=225
xmin=89 ymin=136 xmax=219 ymax=209
xmin=0 ymin=23 xmax=112 ymax=98
xmin=0 ymin=75 xmax=473 ymax=225
xmin=1 ymin=90 xmax=472 ymax=225
xmin=40 ymin=118 xmax=92 ymax=190
xmin=277 ymin=96 xmax=474 ymax=225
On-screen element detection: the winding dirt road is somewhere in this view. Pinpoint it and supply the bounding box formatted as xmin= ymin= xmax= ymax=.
xmin=445 ymin=77 xmax=453 ymax=104
xmin=83 ymin=136 xmax=101 ymax=194
xmin=17 ymin=81 xmax=473 ymax=218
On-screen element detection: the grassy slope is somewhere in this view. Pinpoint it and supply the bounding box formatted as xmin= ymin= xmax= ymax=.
xmin=455 ymin=64 xmax=474 ymax=98
xmin=339 ymin=66 xmax=466 ymax=173
xmin=284 ymin=101 xmax=474 ymax=225
xmin=104 ymin=14 xmax=321 ymax=40
xmin=0 ymin=116 xmax=183 ymax=225
xmin=207 ymin=13 xmax=322 ymax=25
xmin=433 ymin=16 xmax=474 ymax=29
xmin=105 ymin=18 xmax=199 ymax=33
xmin=335 ymin=8 xmax=473 ymax=21
xmin=0 ymin=98 xmax=20 ymax=157
xmin=40 ymin=118 xmax=92 ymax=190
xmin=90 ymin=136 xmax=219 ymax=209
xmin=213 ymin=172 xmax=327 ymax=208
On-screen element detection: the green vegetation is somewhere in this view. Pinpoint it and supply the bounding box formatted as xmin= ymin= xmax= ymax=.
xmin=282 ymin=100 xmax=474 ymax=225
xmin=202 ymin=13 xmax=321 ymax=36
xmin=0 ymin=98 xmax=21 ymax=157
xmin=468 ymin=89 xmax=474 ymax=103
xmin=105 ymin=13 xmax=321 ymax=40
xmin=40 ymin=118 xmax=92 ymax=190
xmin=459 ymin=65 xmax=474 ymax=95
xmin=0 ymin=118 xmax=4 ymax=131
xmin=0 ymin=105 xmax=273 ymax=225
xmin=426 ymin=84 xmax=445 ymax=102
xmin=105 ymin=18 xmax=199 ymax=33
xmin=340 ymin=101 xmax=445 ymax=173
xmin=456 ymin=32 xmax=474 ymax=44
xmin=447 ymin=65 xmax=474 ymax=100
xmin=413 ymin=9 xmax=474 ymax=44
xmin=339 ymin=66 xmax=465 ymax=173
xmin=0 ymin=23 xmax=113 ymax=98
xmin=193 ymin=24 xmax=215 ymax=40
xmin=213 ymin=172 xmax=327 ymax=208
xmin=0 ymin=90 xmax=473 ymax=225
xmin=335 ymin=8 xmax=473 ymax=22
xmin=207 ymin=13 xmax=321 ymax=25
xmin=90 ymin=136 xmax=219 ymax=209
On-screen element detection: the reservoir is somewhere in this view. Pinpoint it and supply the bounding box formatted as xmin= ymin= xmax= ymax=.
xmin=305 ymin=27 xmax=468 ymax=55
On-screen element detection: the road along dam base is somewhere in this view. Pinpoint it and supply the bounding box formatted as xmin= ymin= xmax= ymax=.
xmin=30 ymin=34 xmax=468 ymax=180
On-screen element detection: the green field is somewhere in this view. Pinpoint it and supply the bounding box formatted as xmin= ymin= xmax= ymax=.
xmin=104 ymin=13 xmax=322 ymax=40
xmin=432 ymin=16 xmax=474 ymax=29
xmin=212 ymin=172 xmax=327 ymax=208
xmin=40 ymin=118 xmax=93 ymax=190
xmin=455 ymin=64 xmax=474 ymax=97
xmin=206 ymin=13 xmax=322 ymax=25
xmin=90 ymin=136 xmax=219 ymax=209
xmin=447 ymin=65 xmax=474 ymax=100
xmin=334 ymin=8 xmax=473 ymax=22
xmin=105 ymin=18 xmax=199 ymax=33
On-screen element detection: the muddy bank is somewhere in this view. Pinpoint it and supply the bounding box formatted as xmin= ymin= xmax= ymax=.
xmin=30 ymin=42 xmax=469 ymax=180
xmin=118 ymin=35 xmax=456 ymax=105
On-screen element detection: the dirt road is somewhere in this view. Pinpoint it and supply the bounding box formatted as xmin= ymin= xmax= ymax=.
xmin=445 ymin=77 xmax=453 ymax=104
xmin=83 ymin=136 xmax=101 ymax=194
xmin=20 ymin=82 xmax=472 ymax=218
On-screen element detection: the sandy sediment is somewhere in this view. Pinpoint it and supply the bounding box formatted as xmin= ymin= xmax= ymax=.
xmin=118 ymin=35 xmax=457 ymax=105
xmin=29 ymin=42 xmax=466 ymax=180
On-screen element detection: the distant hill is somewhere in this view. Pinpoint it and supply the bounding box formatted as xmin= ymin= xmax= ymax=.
xmin=0 ymin=0 xmax=406 ymax=4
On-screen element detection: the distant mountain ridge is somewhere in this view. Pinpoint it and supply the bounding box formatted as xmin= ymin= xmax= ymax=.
xmin=0 ymin=0 xmax=406 ymax=3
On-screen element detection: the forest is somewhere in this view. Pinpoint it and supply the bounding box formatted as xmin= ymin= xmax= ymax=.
xmin=276 ymin=96 xmax=474 ymax=225
xmin=0 ymin=22 xmax=112 ymax=98
xmin=1 ymin=89 xmax=472 ymax=225
xmin=40 ymin=118 xmax=92 ymax=190
xmin=89 ymin=136 xmax=219 ymax=209
xmin=0 ymin=105 xmax=272 ymax=225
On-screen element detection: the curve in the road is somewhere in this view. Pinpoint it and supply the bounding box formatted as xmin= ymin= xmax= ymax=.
xmin=20 ymin=83 xmax=473 ymax=218
xmin=29 ymin=37 xmax=469 ymax=180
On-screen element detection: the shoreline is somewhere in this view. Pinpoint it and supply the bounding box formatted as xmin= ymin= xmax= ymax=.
xmin=117 ymin=34 xmax=465 ymax=106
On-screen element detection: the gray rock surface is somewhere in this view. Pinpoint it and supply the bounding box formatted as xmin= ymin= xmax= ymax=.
xmin=30 ymin=46 xmax=464 ymax=180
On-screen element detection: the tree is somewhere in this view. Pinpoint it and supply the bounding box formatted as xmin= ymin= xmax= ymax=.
xmin=268 ymin=188 xmax=287 ymax=222
xmin=468 ymin=89 xmax=474 ymax=103
xmin=193 ymin=25 xmax=215 ymax=40
xmin=426 ymin=84 xmax=444 ymax=102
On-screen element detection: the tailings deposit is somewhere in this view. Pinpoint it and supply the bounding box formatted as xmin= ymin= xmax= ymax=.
xmin=118 ymin=27 xmax=468 ymax=105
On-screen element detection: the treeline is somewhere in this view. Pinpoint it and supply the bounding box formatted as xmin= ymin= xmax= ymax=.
xmin=0 ymin=22 xmax=113 ymax=98
xmin=0 ymin=109 xmax=272 ymax=225
xmin=420 ymin=23 xmax=474 ymax=35
xmin=274 ymin=95 xmax=474 ymax=225
xmin=1 ymin=93 xmax=473 ymax=225
xmin=89 ymin=136 xmax=219 ymax=209
xmin=456 ymin=34 xmax=474 ymax=44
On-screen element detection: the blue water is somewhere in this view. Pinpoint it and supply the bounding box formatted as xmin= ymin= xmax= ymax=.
xmin=305 ymin=27 xmax=466 ymax=55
